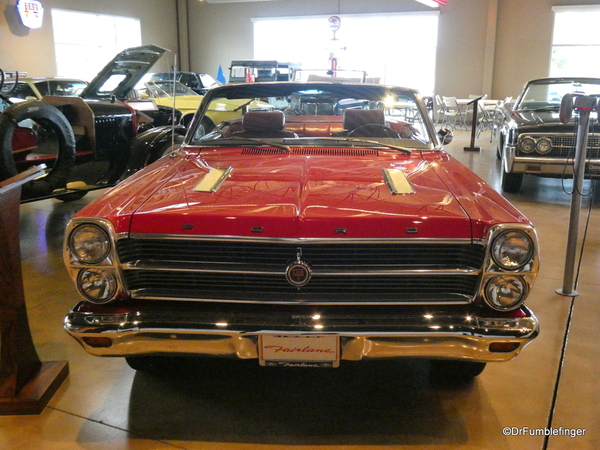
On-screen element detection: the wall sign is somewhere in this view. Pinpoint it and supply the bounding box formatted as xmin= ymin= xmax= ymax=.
xmin=16 ymin=0 xmax=44 ymax=29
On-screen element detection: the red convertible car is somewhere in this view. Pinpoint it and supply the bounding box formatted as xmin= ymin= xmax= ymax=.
xmin=64 ymin=82 xmax=540 ymax=383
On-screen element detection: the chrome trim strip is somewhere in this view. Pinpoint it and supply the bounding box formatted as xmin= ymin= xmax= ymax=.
xmin=121 ymin=262 xmax=480 ymax=276
xmin=126 ymin=293 xmax=473 ymax=305
xmin=125 ymin=234 xmax=475 ymax=244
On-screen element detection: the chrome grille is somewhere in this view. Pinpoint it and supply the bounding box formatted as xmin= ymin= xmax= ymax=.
xmin=117 ymin=238 xmax=485 ymax=305
xmin=518 ymin=133 xmax=600 ymax=159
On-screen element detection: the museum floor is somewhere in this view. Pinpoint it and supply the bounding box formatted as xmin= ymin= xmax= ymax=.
xmin=1 ymin=129 xmax=599 ymax=450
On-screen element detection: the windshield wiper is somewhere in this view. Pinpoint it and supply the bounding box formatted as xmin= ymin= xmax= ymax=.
xmin=203 ymin=137 xmax=291 ymax=152
xmin=330 ymin=137 xmax=412 ymax=155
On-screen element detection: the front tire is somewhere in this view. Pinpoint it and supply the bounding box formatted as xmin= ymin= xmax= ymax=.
xmin=430 ymin=360 xmax=486 ymax=385
xmin=501 ymin=168 xmax=523 ymax=193
xmin=126 ymin=356 xmax=168 ymax=372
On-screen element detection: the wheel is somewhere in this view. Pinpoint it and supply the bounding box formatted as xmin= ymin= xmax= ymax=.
xmin=501 ymin=168 xmax=523 ymax=193
xmin=0 ymin=100 xmax=76 ymax=199
xmin=348 ymin=124 xmax=400 ymax=138
xmin=430 ymin=360 xmax=486 ymax=385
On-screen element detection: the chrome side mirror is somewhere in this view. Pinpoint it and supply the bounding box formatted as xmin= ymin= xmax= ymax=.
xmin=438 ymin=128 xmax=453 ymax=145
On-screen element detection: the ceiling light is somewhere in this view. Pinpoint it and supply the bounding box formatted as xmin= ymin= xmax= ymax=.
xmin=415 ymin=0 xmax=443 ymax=7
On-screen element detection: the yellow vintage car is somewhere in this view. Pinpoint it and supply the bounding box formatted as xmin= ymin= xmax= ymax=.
xmin=139 ymin=80 xmax=272 ymax=128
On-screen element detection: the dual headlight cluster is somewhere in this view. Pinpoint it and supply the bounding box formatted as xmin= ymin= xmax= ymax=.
xmin=483 ymin=226 xmax=537 ymax=311
xmin=66 ymin=222 xmax=119 ymax=304
xmin=518 ymin=135 xmax=552 ymax=154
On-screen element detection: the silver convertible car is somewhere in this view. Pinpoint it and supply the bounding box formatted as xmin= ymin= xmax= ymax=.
xmin=494 ymin=77 xmax=600 ymax=192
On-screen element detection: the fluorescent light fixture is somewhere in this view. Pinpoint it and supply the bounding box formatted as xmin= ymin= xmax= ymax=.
xmin=415 ymin=0 xmax=443 ymax=7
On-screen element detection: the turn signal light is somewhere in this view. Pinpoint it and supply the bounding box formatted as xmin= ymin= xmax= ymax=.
xmin=489 ymin=342 xmax=520 ymax=353
xmin=82 ymin=337 xmax=113 ymax=348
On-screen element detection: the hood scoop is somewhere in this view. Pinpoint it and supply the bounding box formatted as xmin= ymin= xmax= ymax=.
xmin=240 ymin=148 xmax=379 ymax=156
xmin=382 ymin=168 xmax=415 ymax=195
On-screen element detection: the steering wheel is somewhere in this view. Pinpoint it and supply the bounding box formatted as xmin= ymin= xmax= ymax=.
xmin=348 ymin=124 xmax=401 ymax=139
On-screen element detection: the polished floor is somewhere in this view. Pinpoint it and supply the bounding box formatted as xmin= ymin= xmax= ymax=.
xmin=1 ymin=129 xmax=599 ymax=450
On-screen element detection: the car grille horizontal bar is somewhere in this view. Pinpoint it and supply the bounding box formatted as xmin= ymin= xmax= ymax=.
xmin=116 ymin=239 xmax=485 ymax=305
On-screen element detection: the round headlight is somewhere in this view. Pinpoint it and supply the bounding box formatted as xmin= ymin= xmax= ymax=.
xmin=70 ymin=224 xmax=111 ymax=264
xmin=77 ymin=268 xmax=117 ymax=303
xmin=519 ymin=137 xmax=536 ymax=153
xmin=491 ymin=230 xmax=533 ymax=270
xmin=536 ymin=137 xmax=552 ymax=154
xmin=485 ymin=275 xmax=526 ymax=310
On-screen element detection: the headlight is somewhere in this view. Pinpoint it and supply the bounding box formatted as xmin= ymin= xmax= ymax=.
xmin=491 ymin=230 xmax=533 ymax=270
xmin=536 ymin=137 xmax=552 ymax=154
xmin=485 ymin=275 xmax=527 ymax=310
xmin=77 ymin=268 xmax=117 ymax=303
xmin=519 ymin=137 xmax=536 ymax=153
xmin=70 ymin=224 xmax=111 ymax=264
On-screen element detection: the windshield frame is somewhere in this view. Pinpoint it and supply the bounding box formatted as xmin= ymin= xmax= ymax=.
xmin=185 ymin=82 xmax=439 ymax=150
xmin=515 ymin=77 xmax=600 ymax=111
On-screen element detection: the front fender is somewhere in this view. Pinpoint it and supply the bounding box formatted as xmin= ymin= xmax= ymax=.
xmin=121 ymin=125 xmax=186 ymax=180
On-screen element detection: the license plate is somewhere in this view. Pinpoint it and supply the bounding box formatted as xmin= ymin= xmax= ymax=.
xmin=586 ymin=162 xmax=600 ymax=175
xmin=259 ymin=335 xmax=340 ymax=368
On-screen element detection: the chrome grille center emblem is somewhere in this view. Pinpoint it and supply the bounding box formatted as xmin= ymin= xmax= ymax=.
xmin=286 ymin=248 xmax=311 ymax=288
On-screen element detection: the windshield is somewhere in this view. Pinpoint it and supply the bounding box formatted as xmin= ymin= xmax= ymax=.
xmin=142 ymin=81 xmax=199 ymax=98
xmin=516 ymin=79 xmax=600 ymax=111
xmin=188 ymin=82 xmax=437 ymax=150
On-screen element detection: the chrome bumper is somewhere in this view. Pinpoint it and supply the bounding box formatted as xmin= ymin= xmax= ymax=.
xmin=65 ymin=302 xmax=540 ymax=363
xmin=506 ymin=145 xmax=600 ymax=176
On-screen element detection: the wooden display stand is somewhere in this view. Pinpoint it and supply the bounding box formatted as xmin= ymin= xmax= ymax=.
xmin=0 ymin=166 xmax=69 ymax=415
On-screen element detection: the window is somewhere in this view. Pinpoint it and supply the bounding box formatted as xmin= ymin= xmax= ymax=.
xmin=51 ymin=9 xmax=141 ymax=81
xmin=551 ymin=6 xmax=600 ymax=77
xmin=253 ymin=12 xmax=439 ymax=96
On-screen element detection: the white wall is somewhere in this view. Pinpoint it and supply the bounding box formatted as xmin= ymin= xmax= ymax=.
xmin=3 ymin=0 xmax=600 ymax=99
xmin=0 ymin=0 xmax=179 ymax=77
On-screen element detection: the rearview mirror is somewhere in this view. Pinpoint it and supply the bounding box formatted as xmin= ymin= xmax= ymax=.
xmin=438 ymin=128 xmax=453 ymax=145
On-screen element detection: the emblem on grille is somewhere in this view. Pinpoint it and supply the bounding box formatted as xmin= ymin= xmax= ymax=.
xmin=286 ymin=248 xmax=311 ymax=288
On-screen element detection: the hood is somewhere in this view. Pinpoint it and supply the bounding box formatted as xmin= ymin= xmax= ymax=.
xmin=153 ymin=95 xmax=202 ymax=114
xmin=511 ymin=109 xmax=588 ymax=133
xmin=127 ymin=149 xmax=474 ymax=239
xmin=80 ymin=44 xmax=168 ymax=101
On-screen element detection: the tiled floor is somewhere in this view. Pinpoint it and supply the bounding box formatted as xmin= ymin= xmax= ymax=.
xmin=1 ymin=129 xmax=598 ymax=449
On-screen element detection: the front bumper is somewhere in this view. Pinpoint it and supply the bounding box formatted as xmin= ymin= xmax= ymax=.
xmin=505 ymin=145 xmax=600 ymax=176
xmin=64 ymin=301 xmax=539 ymax=364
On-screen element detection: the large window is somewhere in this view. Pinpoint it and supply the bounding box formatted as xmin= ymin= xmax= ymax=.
xmin=253 ymin=12 xmax=439 ymax=96
xmin=551 ymin=6 xmax=600 ymax=77
xmin=51 ymin=9 xmax=141 ymax=81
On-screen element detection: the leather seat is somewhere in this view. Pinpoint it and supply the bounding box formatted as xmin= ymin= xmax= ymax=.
xmin=232 ymin=111 xmax=297 ymax=138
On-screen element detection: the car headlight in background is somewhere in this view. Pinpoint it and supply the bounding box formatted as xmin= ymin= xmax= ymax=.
xmin=485 ymin=275 xmax=527 ymax=310
xmin=491 ymin=230 xmax=534 ymax=270
xmin=77 ymin=268 xmax=118 ymax=303
xmin=536 ymin=137 xmax=552 ymax=154
xmin=519 ymin=137 xmax=536 ymax=153
xmin=69 ymin=224 xmax=111 ymax=264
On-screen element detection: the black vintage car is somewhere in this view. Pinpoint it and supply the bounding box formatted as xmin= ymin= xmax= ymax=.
xmin=0 ymin=44 xmax=181 ymax=202
xmin=494 ymin=77 xmax=600 ymax=193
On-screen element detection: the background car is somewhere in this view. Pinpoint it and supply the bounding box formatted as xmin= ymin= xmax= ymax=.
xmin=228 ymin=60 xmax=300 ymax=83
xmin=64 ymin=81 xmax=540 ymax=383
xmin=149 ymin=71 xmax=219 ymax=94
xmin=494 ymin=77 xmax=600 ymax=192
xmin=0 ymin=44 xmax=175 ymax=202
xmin=0 ymin=76 xmax=88 ymax=101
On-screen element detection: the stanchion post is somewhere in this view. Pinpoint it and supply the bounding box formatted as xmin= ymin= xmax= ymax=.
xmin=556 ymin=94 xmax=598 ymax=297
